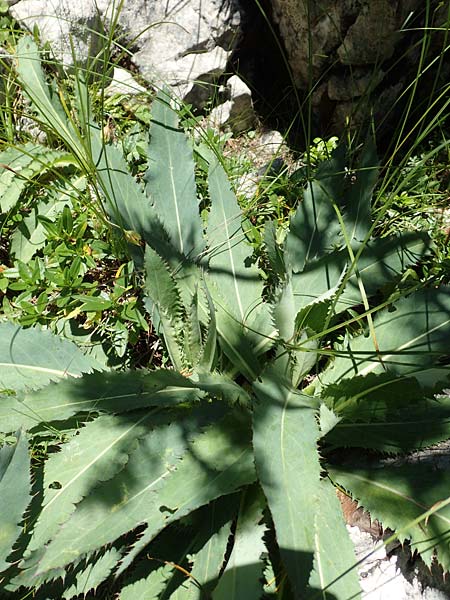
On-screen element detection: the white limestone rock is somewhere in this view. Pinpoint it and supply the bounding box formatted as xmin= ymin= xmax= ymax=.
xmin=104 ymin=67 xmax=146 ymax=96
xmin=207 ymin=74 xmax=255 ymax=134
xmin=10 ymin=0 xmax=241 ymax=107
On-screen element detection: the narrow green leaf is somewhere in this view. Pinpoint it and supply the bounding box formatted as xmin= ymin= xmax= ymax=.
xmin=0 ymin=370 xmax=203 ymax=432
xmin=0 ymin=323 xmax=102 ymax=393
xmin=285 ymin=148 xmax=345 ymax=273
xmin=308 ymin=479 xmax=361 ymax=599
xmin=72 ymin=294 xmax=112 ymax=312
xmin=207 ymin=156 xmax=262 ymax=324
xmin=10 ymin=175 xmax=85 ymax=262
xmin=25 ymin=411 xmax=255 ymax=576
xmin=213 ymin=485 xmax=266 ymax=600
xmin=0 ymin=430 xmax=31 ymax=573
xmin=253 ymin=368 xmax=321 ymax=596
xmin=188 ymin=498 xmax=238 ymax=599
xmin=145 ymin=90 xmax=204 ymax=259
xmin=15 ymin=37 xmax=83 ymax=158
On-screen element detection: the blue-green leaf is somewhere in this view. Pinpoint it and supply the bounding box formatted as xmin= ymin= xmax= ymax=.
xmin=145 ymin=90 xmax=204 ymax=259
xmin=321 ymin=287 xmax=450 ymax=385
xmin=24 ymin=411 xmax=255 ymax=576
xmin=0 ymin=323 xmax=102 ymax=393
xmin=285 ymin=148 xmax=345 ymax=273
xmin=0 ymin=430 xmax=31 ymax=573
xmin=0 ymin=369 xmax=203 ymax=432
xmin=308 ymin=479 xmax=361 ymax=599
xmin=213 ymin=486 xmax=266 ymax=600
xmin=207 ymin=156 xmax=262 ymax=325
xmin=253 ymin=368 xmax=321 ymax=596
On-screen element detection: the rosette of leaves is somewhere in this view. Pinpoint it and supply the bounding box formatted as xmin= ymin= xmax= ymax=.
xmin=2 ymin=38 xmax=450 ymax=600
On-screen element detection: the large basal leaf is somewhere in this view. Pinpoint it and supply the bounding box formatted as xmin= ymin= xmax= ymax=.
xmin=212 ymin=299 xmax=261 ymax=382
xmin=193 ymin=371 xmax=251 ymax=406
xmin=0 ymin=430 xmax=31 ymax=574
xmin=120 ymin=564 xmax=173 ymax=599
xmin=207 ymin=156 xmax=263 ymax=325
xmin=0 ymin=322 xmax=103 ymax=393
xmin=285 ymin=141 xmax=378 ymax=274
xmin=62 ymin=548 xmax=122 ymax=599
xmin=89 ymin=127 xmax=161 ymax=257
xmin=321 ymin=287 xmax=450 ymax=385
xmin=290 ymin=232 xmax=429 ymax=313
xmin=144 ymin=245 xmax=185 ymax=370
xmin=341 ymin=138 xmax=378 ymax=244
xmin=273 ymin=280 xmax=319 ymax=386
xmin=212 ymin=485 xmax=266 ymax=600
xmin=308 ymin=479 xmax=361 ymax=599
xmin=145 ymin=90 xmax=204 ymax=260
xmin=188 ymin=497 xmax=239 ymax=599
xmin=23 ymin=411 xmax=255 ymax=577
xmin=119 ymin=495 xmax=239 ymax=596
xmin=26 ymin=411 xmax=166 ymax=554
xmin=330 ymin=462 xmax=450 ymax=571
xmin=284 ymin=148 xmax=346 ymax=273
xmin=0 ymin=370 xmax=203 ymax=432
xmin=0 ymin=143 xmax=74 ymax=214
xmin=326 ymin=393 xmax=450 ymax=454
xmin=252 ymin=368 xmax=321 ymax=596
xmin=15 ymin=37 xmax=84 ymax=159
xmin=323 ymin=372 xmax=425 ymax=417
xmin=334 ymin=232 xmax=430 ymax=312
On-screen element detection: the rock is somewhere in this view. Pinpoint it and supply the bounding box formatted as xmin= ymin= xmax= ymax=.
xmin=207 ymin=100 xmax=233 ymax=131
xmin=268 ymin=0 xmax=444 ymax=138
xmin=328 ymin=68 xmax=384 ymax=102
xmin=348 ymin=526 xmax=450 ymax=599
xmin=337 ymin=1 xmax=398 ymax=65
xmin=229 ymin=128 xmax=289 ymax=198
xmin=104 ymin=67 xmax=146 ymax=97
xmin=9 ymin=0 xmax=241 ymax=108
xmin=207 ymin=74 xmax=256 ymax=134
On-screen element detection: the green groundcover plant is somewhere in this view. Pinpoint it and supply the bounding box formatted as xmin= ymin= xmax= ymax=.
xmin=2 ymin=35 xmax=450 ymax=600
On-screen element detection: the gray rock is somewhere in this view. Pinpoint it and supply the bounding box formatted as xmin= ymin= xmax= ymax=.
xmin=10 ymin=0 xmax=241 ymax=108
xmin=104 ymin=67 xmax=146 ymax=97
xmin=268 ymin=0 xmax=443 ymax=136
xmin=207 ymin=75 xmax=255 ymax=134
xmin=348 ymin=526 xmax=450 ymax=599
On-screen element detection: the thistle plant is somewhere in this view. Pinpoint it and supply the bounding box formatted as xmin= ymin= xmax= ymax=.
xmin=1 ymin=35 xmax=450 ymax=600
